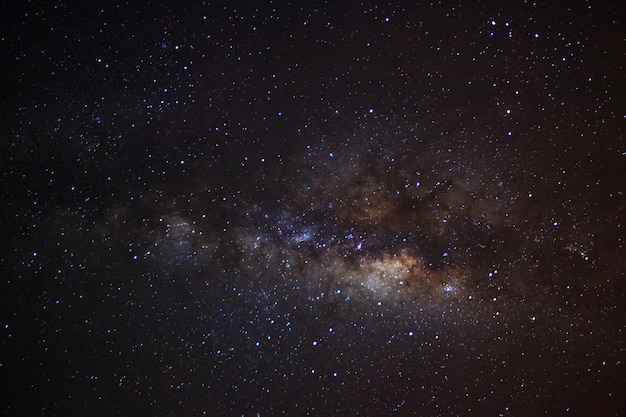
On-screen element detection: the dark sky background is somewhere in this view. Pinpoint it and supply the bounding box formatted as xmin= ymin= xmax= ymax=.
xmin=1 ymin=1 xmax=625 ymax=416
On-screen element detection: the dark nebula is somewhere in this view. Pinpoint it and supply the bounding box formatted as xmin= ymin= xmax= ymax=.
xmin=1 ymin=1 xmax=625 ymax=416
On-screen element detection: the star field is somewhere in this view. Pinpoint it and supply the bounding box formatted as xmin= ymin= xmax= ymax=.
xmin=1 ymin=1 xmax=625 ymax=416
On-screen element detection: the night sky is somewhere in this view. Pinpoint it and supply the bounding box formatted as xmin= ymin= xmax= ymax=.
xmin=1 ymin=1 xmax=625 ymax=416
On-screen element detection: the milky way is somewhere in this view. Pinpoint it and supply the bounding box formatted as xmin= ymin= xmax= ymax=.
xmin=2 ymin=2 xmax=625 ymax=416
xmin=100 ymin=134 xmax=610 ymax=314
